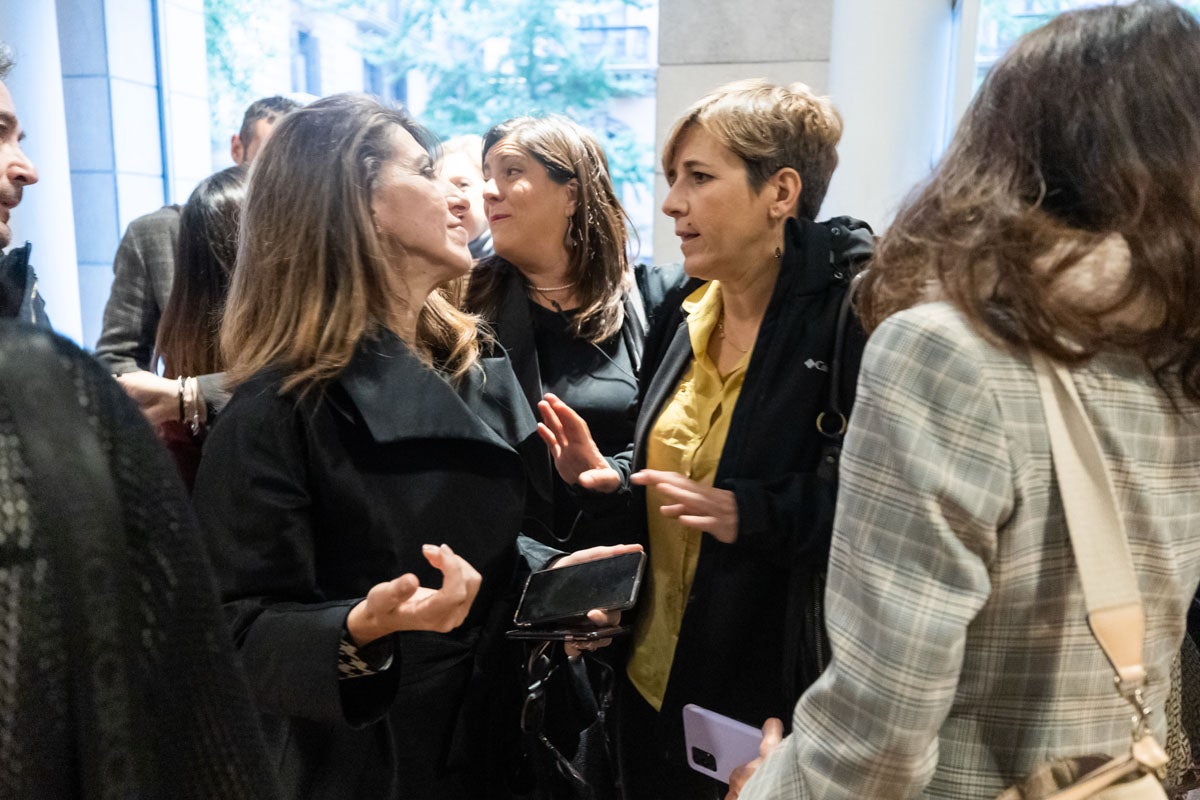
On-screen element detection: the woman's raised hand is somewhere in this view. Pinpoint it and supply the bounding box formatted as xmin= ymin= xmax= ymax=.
xmin=632 ymin=469 xmax=740 ymax=543
xmin=345 ymin=543 xmax=482 ymax=646
xmin=537 ymin=393 xmax=622 ymax=493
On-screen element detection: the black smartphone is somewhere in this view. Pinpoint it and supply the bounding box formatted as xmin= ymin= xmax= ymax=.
xmin=513 ymin=551 xmax=646 ymax=628
xmin=505 ymin=625 xmax=629 ymax=642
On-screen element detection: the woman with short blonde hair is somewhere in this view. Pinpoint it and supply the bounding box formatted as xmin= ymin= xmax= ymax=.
xmin=539 ymin=79 xmax=872 ymax=798
xmin=661 ymin=78 xmax=842 ymax=222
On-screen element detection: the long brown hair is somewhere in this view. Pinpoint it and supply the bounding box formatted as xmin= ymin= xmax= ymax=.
xmin=156 ymin=165 xmax=247 ymax=378
xmin=468 ymin=115 xmax=630 ymax=344
xmin=221 ymin=94 xmax=485 ymax=394
xmin=861 ymin=0 xmax=1200 ymax=401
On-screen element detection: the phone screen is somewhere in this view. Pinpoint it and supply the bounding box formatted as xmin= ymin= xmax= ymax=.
xmin=514 ymin=551 xmax=645 ymax=627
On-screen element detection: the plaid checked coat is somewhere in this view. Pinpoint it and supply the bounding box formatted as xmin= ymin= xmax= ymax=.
xmin=741 ymin=301 xmax=1200 ymax=799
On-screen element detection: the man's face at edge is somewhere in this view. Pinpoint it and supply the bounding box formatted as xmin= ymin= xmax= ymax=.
xmin=0 ymin=80 xmax=38 ymax=249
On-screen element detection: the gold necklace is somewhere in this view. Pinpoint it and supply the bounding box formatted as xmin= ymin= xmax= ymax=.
xmin=531 ymin=281 xmax=576 ymax=292
xmin=716 ymin=314 xmax=751 ymax=354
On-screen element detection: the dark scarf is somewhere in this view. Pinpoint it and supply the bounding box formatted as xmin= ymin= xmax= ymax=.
xmin=0 ymin=322 xmax=277 ymax=799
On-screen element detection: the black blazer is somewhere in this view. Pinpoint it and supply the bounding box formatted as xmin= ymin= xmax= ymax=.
xmin=611 ymin=216 xmax=871 ymax=766
xmin=193 ymin=331 xmax=554 ymax=800
xmin=466 ymin=259 xmax=685 ymax=549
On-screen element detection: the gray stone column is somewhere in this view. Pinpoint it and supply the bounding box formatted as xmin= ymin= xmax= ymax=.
xmin=822 ymin=0 xmax=959 ymax=230
xmin=56 ymin=0 xmax=211 ymax=347
xmin=0 ymin=0 xmax=84 ymax=341
xmin=653 ymin=0 xmax=834 ymax=263
xmin=57 ymin=0 xmax=165 ymax=347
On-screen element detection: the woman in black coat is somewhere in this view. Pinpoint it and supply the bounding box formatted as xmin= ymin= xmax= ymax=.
xmin=193 ymin=95 xmax=628 ymax=800
xmin=538 ymin=80 xmax=873 ymax=799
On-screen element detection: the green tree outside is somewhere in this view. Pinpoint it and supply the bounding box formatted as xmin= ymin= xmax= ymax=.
xmin=205 ymin=0 xmax=655 ymax=245
xmin=357 ymin=0 xmax=654 ymax=201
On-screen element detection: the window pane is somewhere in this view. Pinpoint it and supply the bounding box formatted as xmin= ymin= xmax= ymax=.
xmin=975 ymin=0 xmax=1200 ymax=92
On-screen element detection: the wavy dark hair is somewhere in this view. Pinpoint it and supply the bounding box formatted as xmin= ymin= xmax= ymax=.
xmin=861 ymin=0 xmax=1200 ymax=401
xmin=468 ymin=115 xmax=631 ymax=345
xmin=156 ymin=165 xmax=247 ymax=378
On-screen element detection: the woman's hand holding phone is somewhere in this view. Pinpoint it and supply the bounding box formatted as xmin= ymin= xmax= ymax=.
xmin=346 ymin=543 xmax=482 ymax=646
xmin=548 ymin=543 xmax=643 ymax=656
xmin=725 ymin=718 xmax=784 ymax=800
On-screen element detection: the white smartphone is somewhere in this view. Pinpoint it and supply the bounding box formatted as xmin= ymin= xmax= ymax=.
xmin=682 ymin=704 xmax=764 ymax=785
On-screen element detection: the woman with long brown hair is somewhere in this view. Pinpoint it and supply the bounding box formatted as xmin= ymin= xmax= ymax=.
xmin=734 ymin=2 xmax=1200 ymax=798
xmin=465 ymin=115 xmax=675 ymax=551
xmin=154 ymin=164 xmax=246 ymax=487
xmin=192 ymin=94 xmax=628 ymax=800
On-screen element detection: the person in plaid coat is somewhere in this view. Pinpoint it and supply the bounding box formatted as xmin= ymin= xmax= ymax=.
xmin=735 ymin=2 xmax=1200 ymax=798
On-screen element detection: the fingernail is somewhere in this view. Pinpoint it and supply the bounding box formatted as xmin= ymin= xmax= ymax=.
xmin=422 ymin=544 xmax=438 ymax=554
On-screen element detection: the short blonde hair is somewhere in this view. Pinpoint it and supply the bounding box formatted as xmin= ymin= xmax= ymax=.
xmin=662 ymin=79 xmax=843 ymax=220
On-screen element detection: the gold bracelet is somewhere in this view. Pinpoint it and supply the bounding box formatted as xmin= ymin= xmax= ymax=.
xmin=185 ymin=377 xmax=203 ymax=436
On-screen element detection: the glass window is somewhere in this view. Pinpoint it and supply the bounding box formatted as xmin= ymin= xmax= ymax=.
xmin=976 ymin=1 xmax=1200 ymax=90
xmin=205 ymin=0 xmax=660 ymax=260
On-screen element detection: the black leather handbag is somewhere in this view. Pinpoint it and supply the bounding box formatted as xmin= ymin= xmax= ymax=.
xmin=518 ymin=642 xmax=619 ymax=800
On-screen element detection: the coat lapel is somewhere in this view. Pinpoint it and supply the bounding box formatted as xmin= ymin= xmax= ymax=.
xmin=492 ymin=269 xmax=544 ymax=414
xmin=633 ymin=320 xmax=692 ymax=469
xmin=337 ymin=330 xmax=537 ymax=452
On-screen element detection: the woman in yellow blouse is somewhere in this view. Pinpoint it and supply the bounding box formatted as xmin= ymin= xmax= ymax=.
xmin=538 ymin=79 xmax=872 ymax=799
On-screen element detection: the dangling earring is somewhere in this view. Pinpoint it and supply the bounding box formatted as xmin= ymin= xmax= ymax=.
xmin=774 ymin=246 xmax=782 ymax=260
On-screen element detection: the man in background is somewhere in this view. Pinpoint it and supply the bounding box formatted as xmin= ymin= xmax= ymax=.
xmin=439 ymin=134 xmax=493 ymax=261
xmin=96 ymin=95 xmax=302 ymax=422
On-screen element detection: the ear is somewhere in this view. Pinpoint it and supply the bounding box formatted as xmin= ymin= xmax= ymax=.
xmin=230 ymin=134 xmax=246 ymax=165
xmin=563 ymin=178 xmax=579 ymax=217
xmin=766 ymin=167 xmax=802 ymax=221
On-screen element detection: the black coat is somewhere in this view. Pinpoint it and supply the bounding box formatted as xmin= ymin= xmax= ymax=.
xmin=466 ymin=259 xmax=685 ymax=550
xmin=608 ymin=216 xmax=870 ymax=767
xmin=193 ymin=331 xmax=556 ymax=800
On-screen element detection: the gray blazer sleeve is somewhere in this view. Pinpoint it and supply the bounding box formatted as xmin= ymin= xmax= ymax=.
xmin=94 ymin=206 xmax=181 ymax=373
xmin=197 ymin=372 xmax=232 ymax=417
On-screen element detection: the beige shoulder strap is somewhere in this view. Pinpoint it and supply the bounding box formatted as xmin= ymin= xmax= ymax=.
xmin=1030 ymin=353 xmax=1146 ymax=690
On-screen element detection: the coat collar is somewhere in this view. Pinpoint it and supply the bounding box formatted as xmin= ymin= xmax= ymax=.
xmin=336 ymin=328 xmax=538 ymax=452
xmin=632 ymin=216 xmax=844 ymax=467
xmin=491 ymin=266 xmax=545 ymax=413
xmin=781 ymin=216 xmax=840 ymax=297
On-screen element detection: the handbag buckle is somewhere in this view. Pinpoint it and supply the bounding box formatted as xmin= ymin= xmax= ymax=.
xmin=1117 ymin=682 xmax=1155 ymax=741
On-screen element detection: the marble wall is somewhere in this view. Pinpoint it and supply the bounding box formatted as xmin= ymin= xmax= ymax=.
xmin=653 ymin=0 xmax=835 ymax=263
